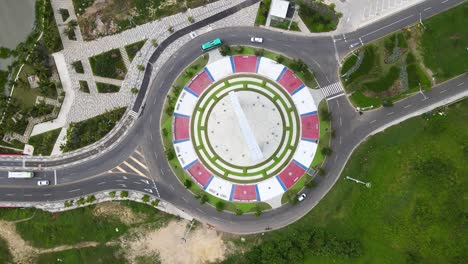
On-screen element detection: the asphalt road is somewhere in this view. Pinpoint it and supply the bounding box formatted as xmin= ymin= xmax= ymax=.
xmin=0 ymin=0 xmax=466 ymax=234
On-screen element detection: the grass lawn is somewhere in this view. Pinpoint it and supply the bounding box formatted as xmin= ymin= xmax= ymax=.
xmin=0 ymin=237 xmax=12 ymax=264
xmin=79 ymin=80 xmax=90 ymax=93
xmin=11 ymin=65 xmax=43 ymax=111
xmin=226 ymin=99 xmax=468 ymax=263
xmin=96 ymin=82 xmax=120 ymax=93
xmin=420 ymin=2 xmax=468 ymax=82
xmin=89 ymin=49 xmax=127 ymax=80
xmin=28 ymin=128 xmax=61 ymax=156
xmin=72 ymin=61 xmax=84 ymax=74
xmin=62 ymin=107 xmax=126 ymax=152
xmin=255 ymin=0 xmax=271 ymax=26
xmin=270 ymin=20 xmax=300 ymax=31
xmin=299 ymin=1 xmax=340 ymax=32
xmin=36 ymin=245 xmax=126 ymax=264
xmin=125 ymin=39 xmax=146 ymax=62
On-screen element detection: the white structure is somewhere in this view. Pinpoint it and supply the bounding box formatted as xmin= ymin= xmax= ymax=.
xmin=228 ymin=91 xmax=264 ymax=162
xmin=269 ymin=0 xmax=290 ymax=21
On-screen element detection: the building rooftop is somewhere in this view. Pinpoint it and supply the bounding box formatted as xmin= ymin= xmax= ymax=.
xmin=270 ymin=0 xmax=290 ymax=19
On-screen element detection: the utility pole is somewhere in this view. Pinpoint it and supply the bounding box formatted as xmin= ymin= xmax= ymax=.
xmin=182 ymin=220 xmax=196 ymax=243
xmin=345 ymin=176 xmax=371 ymax=188
xmin=287 ymin=5 xmax=298 ymax=30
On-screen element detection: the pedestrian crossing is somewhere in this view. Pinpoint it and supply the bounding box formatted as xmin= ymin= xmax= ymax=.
xmin=321 ymin=82 xmax=346 ymax=100
xmin=128 ymin=110 xmax=139 ymax=118
xmin=108 ymin=148 xmax=149 ymax=177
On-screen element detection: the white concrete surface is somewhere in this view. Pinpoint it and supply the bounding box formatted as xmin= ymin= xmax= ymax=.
xmin=257 ymin=57 xmax=285 ymax=81
xmin=205 ymin=176 xmax=233 ymax=200
xmin=257 ymin=176 xmax=285 ymax=202
xmin=293 ymin=140 xmax=318 ymax=168
xmin=205 ymin=57 xmax=233 ymax=81
xmin=174 ymin=140 xmax=197 ymax=169
xmin=292 ymin=87 xmax=317 ymax=115
xmin=174 ymin=89 xmax=199 ymax=117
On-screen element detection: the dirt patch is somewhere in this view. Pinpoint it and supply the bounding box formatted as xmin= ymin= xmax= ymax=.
xmin=93 ymin=201 xmax=145 ymax=225
xmin=123 ymin=220 xmax=227 ymax=264
xmin=0 ymin=220 xmax=37 ymax=264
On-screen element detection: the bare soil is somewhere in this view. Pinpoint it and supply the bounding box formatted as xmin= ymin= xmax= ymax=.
xmin=93 ymin=201 xmax=146 ymax=225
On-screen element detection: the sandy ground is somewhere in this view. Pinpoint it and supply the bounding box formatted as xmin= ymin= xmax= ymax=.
xmin=124 ymin=220 xmax=228 ymax=264
xmin=93 ymin=201 xmax=146 ymax=225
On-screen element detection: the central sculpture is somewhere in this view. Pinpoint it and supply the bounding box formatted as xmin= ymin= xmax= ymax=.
xmin=228 ymin=91 xmax=264 ymax=162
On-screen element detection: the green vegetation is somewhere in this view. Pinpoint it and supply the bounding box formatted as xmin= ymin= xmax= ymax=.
xmin=299 ymin=0 xmax=342 ymax=32
xmin=125 ymin=39 xmax=146 ymax=62
xmin=342 ymin=4 xmax=467 ymax=109
xmin=36 ymin=245 xmax=126 ymax=264
xmin=61 ymin=107 xmax=126 ymax=152
xmin=270 ymin=20 xmax=300 ymax=31
xmin=226 ymin=45 xmax=318 ymax=88
xmin=72 ymin=61 xmax=84 ymax=73
xmin=0 ymin=237 xmax=12 ymax=264
xmin=29 ymin=128 xmax=61 ymax=155
xmin=79 ymin=80 xmax=90 ymax=93
xmin=226 ymin=99 xmax=468 ymax=264
xmin=89 ymin=49 xmax=127 ymax=80
xmin=96 ymin=82 xmax=120 ymax=93
xmin=255 ymin=0 xmax=271 ymax=26
xmin=6 ymin=207 xmax=127 ymax=248
xmin=420 ymin=3 xmax=468 ymax=81
xmin=59 ymin=8 xmax=70 ymax=21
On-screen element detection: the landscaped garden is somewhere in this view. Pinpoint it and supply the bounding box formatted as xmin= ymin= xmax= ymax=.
xmin=298 ymin=0 xmax=342 ymax=32
xmin=28 ymin=128 xmax=62 ymax=155
xmin=254 ymin=0 xmax=271 ymax=26
xmin=89 ymin=49 xmax=127 ymax=80
xmin=341 ymin=3 xmax=467 ymax=108
xmin=96 ymin=82 xmax=120 ymax=93
xmin=223 ymin=98 xmax=468 ymax=264
xmin=61 ymin=107 xmax=126 ymax=152
xmin=125 ymin=39 xmax=147 ymax=62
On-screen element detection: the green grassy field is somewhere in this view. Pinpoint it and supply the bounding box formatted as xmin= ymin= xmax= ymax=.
xmin=342 ymin=3 xmax=467 ymax=108
xmin=420 ymin=2 xmax=468 ymax=81
xmin=0 ymin=237 xmax=12 ymax=264
xmin=255 ymin=0 xmax=271 ymax=26
xmin=36 ymin=245 xmax=126 ymax=264
xmin=89 ymin=49 xmax=127 ymax=80
xmin=96 ymin=82 xmax=120 ymax=93
xmin=29 ymin=128 xmax=62 ymax=155
xmin=224 ymin=99 xmax=468 ymax=263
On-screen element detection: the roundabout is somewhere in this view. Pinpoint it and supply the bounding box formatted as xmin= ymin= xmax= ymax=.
xmin=172 ymin=55 xmax=320 ymax=207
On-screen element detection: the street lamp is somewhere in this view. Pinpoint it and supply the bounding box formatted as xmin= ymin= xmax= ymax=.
xmin=345 ymin=176 xmax=371 ymax=188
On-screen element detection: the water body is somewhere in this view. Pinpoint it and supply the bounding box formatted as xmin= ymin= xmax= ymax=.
xmin=0 ymin=0 xmax=36 ymax=71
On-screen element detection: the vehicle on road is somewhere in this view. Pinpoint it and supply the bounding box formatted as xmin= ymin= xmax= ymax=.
xmin=201 ymin=38 xmax=222 ymax=51
xmin=8 ymin=171 xmax=34 ymax=179
xmin=250 ymin=37 xmax=263 ymax=43
xmin=37 ymin=180 xmax=50 ymax=186
xmin=298 ymin=193 xmax=307 ymax=202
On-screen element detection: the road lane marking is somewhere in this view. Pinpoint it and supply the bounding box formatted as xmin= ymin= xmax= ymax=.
xmin=24 ymin=194 xmax=32 ymax=197
xmin=133 ymin=181 xmax=142 ymax=185
xmin=115 ymin=166 xmax=126 ymax=173
xmin=421 ymin=97 xmax=428 ymax=101
xmin=123 ymin=161 xmax=146 ymax=177
xmin=69 ymin=189 xmax=80 ymax=192
xmin=339 ymin=117 xmax=342 ymax=127
xmin=440 ymin=89 xmax=447 ymax=93
xmin=130 ymin=156 xmax=148 ymax=169
xmin=423 ymin=7 xmax=432 ymax=11
xmin=134 ymin=149 xmax=145 ymax=158
xmin=5 ymin=194 xmax=14 ymax=196
xmin=116 ymin=180 xmax=124 ymax=182
xmin=403 ymin=104 xmax=412 ymax=108
xmin=196 ymin=208 xmax=203 ymax=213
xmin=182 ymin=197 xmax=187 ymax=202
xmin=387 ymin=112 xmax=394 ymax=116
xmin=457 ymin=82 xmax=464 ymax=86
xmin=169 ymin=184 xmax=175 ymax=191
xmin=370 ymin=120 xmax=376 ymax=124
xmin=54 ymin=170 xmax=57 ymax=185
xmin=361 ymin=15 xmax=414 ymax=38
xmin=97 ymin=181 xmax=106 ymax=185
xmin=44 ymin=194 xmax=52 ymax=196
xmin=339 ymin=136 xmax=342 ymax=145
xmin=442 ymin=0 xmax=449 ymax=3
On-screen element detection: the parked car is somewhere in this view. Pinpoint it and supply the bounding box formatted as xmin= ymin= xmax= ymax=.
xmin=37 ymin=180 xmax=50 ymax=186
xmin=250 ymin=37 xmax=263 ymax=43
xmin=298 ymin=193 xmax=307 ymax=202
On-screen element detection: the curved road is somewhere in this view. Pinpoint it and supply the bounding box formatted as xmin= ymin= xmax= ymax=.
xmin=0 ymin=0 xmax=466 ymax=234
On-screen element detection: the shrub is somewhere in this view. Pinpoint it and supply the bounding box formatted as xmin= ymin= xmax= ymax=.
xmin=235 ymin=208 xmax=243 ymax=215
xmin=305 ymin=179 xmax=316 ymax=189
xmin=109 ymin=191 xmax=116 ymax=198
xmin=215 ymin=201 xmax=225 ymax=212
xmin=151 ymin=39 xmax=158 ymax=47
xmin=321 ymin=146 xmax=332 ymax=156
xmin=142 ymin=194 xmax=150 ymax=203
xmin=319 ymin=106 xmax=331 ymax=121
xmin=120 ymin=191 xmax=128 ymax=198
xmin=382 ymin=100 xmax=394 ymax=107
xmin=219 ymin=45 xmax=231 ymax=56
xmin=131 ymin=87 xmax=139 ymax=94
xmin=183 ymin=179 xmax=193 ymax=188
xmin=76 ymin=197 xmax=85 ymax=205
xmin=255 ymin=205 xmax=262 ymax=217
xmin=168 ymin=26 xmax=174 ymax=33
xmin=64 ymin=200 xmax=73 ymax=207
xmin=137 ymin=64 xmax=145 ymax=71
xmin=286 ymin=191 xmax=298 ymax=206
xmin=86 ymin=195 xmax=96 ymax=203
xmin=72 ymin=61 xmax=84 ymax=73
xmin=315 ymin=166 xmax=326 ymax=176
xmin=200 ymin=193 xmax=209 ymax=204
xmin=275 ymin=55 xmax=285 ymax=63
xmin=254 ymin=48 xmax=264 ymax=57
xmin=188 ymin=16 xmax=194 ymax=23
xmin=150 ymin=200 xmax=159 ymax=207
xmin=165 ymin=148 xmax=175 ymax=160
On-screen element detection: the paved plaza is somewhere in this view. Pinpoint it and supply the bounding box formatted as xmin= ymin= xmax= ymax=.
xmin=172 ymin=56 xmax=320 ymax=208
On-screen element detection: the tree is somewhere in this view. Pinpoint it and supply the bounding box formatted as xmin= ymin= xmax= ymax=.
xmin=382 ymin=100 xmax=393 ymax=107
xmin=305 ymin=179 xmax=316 ymax=188
xmin=76 ymin=197 xmax=85 ymax=205
xmin=321 ymin=146 xmax=332 ymax=156
xmin=109 ymin=191 xmax=116 ymax=198
xmin=275 ymin=55 xmax=285 ymax=64
xmin=151 ymin=39 xmax=158 ymax=47
xmin=168 ymin=26 xmax=174 ymax=33
xmin=151 ymin=200 xmax=159 ymax=207
xmin=165 ymin=148 xmax=175 ymax=160
xmin=215 ymin=201 xmax=225 ymax=212
xmin=188 ymin=16 xmax=194 ymax=23
xmin=315 ymin=166 xmax=326 ymax=176
xmin=120 ymin=191 xmax=128 ymax=198
xmin=286 ymin=191 xmax=298 ymax=206
xmin=254 ymin=48 xmax=264 ymax=57
xmin=235 ymin=208 xmax=243 ymax=215
xmin=131 ymin=87 xmax=139 ymax=94
xmin=64 ymin=200 xmax=73 ymax=207
xmin=137 ymin=64 xmax=145 ymax=71
xmin=219 ymin=45 xmax=231 ymax=56
xmin=319 ymin=106 xmax=331 ymax=121
xmin=255 ymin=204 xmax=263 ymax=217
xmin=290 ymin=59 xmax=308 ymax=72
xmin=199 ymin=192 xmax=208 ymax=204
xmin=183 ymin=179 xmax=193 ymax=188
xmin=142 ymin=194 xmax=150 ymax=203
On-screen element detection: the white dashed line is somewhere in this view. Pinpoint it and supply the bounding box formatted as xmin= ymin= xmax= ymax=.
xmin=442 ymin=0 xmax=449 ymax=3
xmin=24 ymin=194 xmax=32 ymax=197
xmin=386 ymin=112 xmax=394 ymax=116
xmin=423 ymin=7 xmax=432 ymax=11
xmin=404 ymin=104 xmax=412 ymax=108
xmin=97 ymin=182 xmax=106 ymax=185
xmin=68 ymin=189 xmax=80 ymax=193
xmin=370 ymin=120 xmax=376 ymax=124
xmin=457 ymin=82 xmax=464 ymax=86
xmin=440 ymin=89 xmax=447 ymax=93
xmin=44 ymin=194 xmax=52 ymax=196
